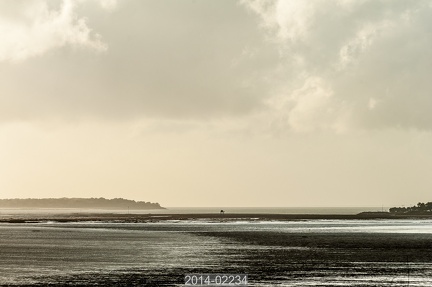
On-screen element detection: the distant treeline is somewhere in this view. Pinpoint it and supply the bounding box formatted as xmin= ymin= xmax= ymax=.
xmin=389 ymin=202 xmax=432 ymax=214
xmin=0 ymin=198 xmax=164 ymax=210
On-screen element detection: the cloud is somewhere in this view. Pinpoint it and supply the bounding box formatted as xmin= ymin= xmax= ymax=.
xmin=242 ymin=0 xmax=432 ymax=131
xmin=2 ymin=0 xmax=432 ymax=133
xmin=0 ymin=1 xmax=277 ymax=123
xmin=97 ymin=0 xmax=118 ymax=11
xmin=0 ymin=0 xmax=109 ymax=62
xmin=268 ymin=77 xmax=350 ymax=133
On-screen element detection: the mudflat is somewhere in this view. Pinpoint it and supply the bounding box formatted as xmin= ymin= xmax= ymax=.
xmin=1 ymin=211 xmax=431 ymax=223
xmin=1 ymin=214 xmax=431 ymax=286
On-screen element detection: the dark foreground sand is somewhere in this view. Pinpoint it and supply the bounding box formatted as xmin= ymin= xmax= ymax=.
xmin=1 ymin=213 xmax=432 ymax=286
xmin=195 ymin=231 xmax=432 ymax=286
xmin=24 ymin=230 xmax=432 ymax=286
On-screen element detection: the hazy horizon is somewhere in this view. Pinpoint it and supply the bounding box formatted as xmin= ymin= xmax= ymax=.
xmin=1 ymin=0 xmax=432 ymax=207
xmin=0 ymin=196 xmax=398 ymax=209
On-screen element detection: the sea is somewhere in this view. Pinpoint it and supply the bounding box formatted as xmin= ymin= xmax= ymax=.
xmin=0 ymin=208 xmax=431 ymax=286
xmin=0 ymin=206 xmax=385 ymax=216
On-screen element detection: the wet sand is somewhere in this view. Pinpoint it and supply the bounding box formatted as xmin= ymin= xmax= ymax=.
xmin=195 ymin=231 xmax=432 ymax=286
xmin=1 ymin=211 xmax=431 ymax=224
xmin=1 ymin=214 xmax=432 ymax=286
xmin=21 ymin=229 xmax=432 ymax=286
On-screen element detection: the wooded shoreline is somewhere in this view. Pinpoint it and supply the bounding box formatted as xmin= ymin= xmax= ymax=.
xmin=0 ymin=198 xmax=163 ymax=210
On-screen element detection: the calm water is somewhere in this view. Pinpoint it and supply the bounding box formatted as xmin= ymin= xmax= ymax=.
xmin=0 ymin=206 xmax=384 ymax=217
xmin=157 ymin=206 xmax=385 ymax=214
xmin=0 ymin=219 xmax=431 ymax=286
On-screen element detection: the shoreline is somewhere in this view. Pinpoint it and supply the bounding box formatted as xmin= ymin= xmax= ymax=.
xmin=1 ymin=212 xmax=432 ymax=223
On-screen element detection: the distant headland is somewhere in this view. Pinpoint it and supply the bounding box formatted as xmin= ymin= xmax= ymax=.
xmin=357 ymin=201 xmax=432 ymax=218
xmin=389 ymin=201 xmax=432 ymax=215
xmin=0 ymin=197 xmax=164 ymax=210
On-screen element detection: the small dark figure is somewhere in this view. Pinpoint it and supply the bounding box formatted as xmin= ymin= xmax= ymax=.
xmin=220 ymin=209 xmax=225 ymax=214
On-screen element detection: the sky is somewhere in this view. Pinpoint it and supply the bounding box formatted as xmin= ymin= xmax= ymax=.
xmin=1 ymin=0 xmax=432 ymax=207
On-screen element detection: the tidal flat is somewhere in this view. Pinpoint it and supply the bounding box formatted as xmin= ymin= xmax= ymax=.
xmin=0 ymin=217 xmax=431 ymax=286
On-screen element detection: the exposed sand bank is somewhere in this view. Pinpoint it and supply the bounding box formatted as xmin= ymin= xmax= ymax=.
xmin=1 ymin=212 xmax=432 ymax=223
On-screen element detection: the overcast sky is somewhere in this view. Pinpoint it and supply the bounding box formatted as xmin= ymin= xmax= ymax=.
xmin=1 ymin=0 xmax=431 ymax=207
